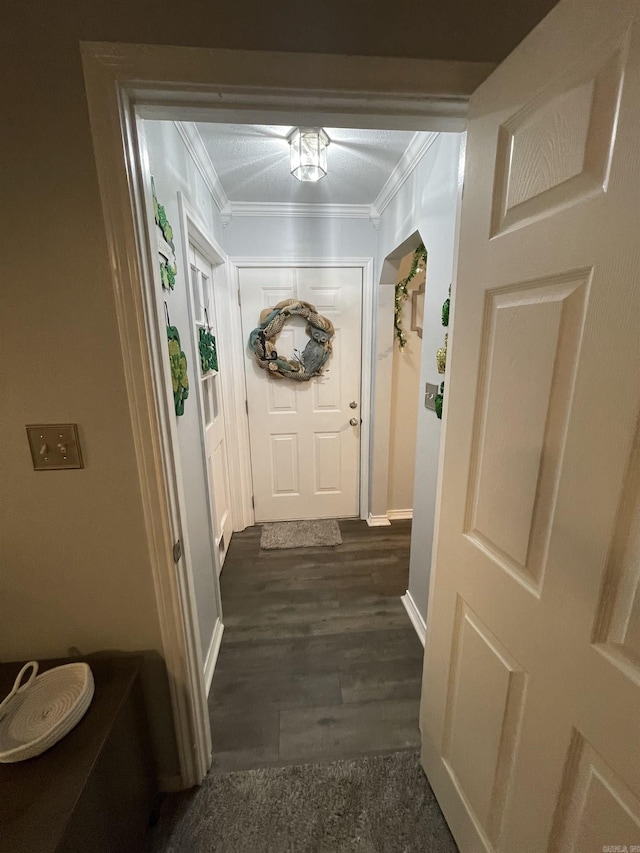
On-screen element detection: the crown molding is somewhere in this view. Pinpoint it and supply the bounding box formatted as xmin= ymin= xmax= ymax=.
xmin=372 ymin=131 xmax=439 ymax=217
xmin=230 ymin=201 xmax=376 ymax=224
xmin=173 ymin=123 xmax=437 ymax=229
xmin=173 ymin=122 xmax=232 ymax=223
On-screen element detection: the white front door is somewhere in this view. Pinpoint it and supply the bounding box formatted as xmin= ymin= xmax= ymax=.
xmin=421 ymin=1 xmax=640 ymax=850
xmin=189 ymin=246 xmax=233 ymax=570
xmin=239 ymin=266 xmax=362 ymax=522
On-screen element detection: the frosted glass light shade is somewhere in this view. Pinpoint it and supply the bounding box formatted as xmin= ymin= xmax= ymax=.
xmin=288 ymin=128 xmax=329 ymax=182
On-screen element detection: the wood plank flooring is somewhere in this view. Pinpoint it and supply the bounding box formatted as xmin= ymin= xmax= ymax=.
xmin=209 ymin=519 xmax=423 ymax=771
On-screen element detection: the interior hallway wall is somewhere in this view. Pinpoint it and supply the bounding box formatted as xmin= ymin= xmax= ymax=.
xmin=224 ymin=216 xmax=377 ymax=261
xmin=387 ymin=252 xmax=423 ymax=514
xmin=375 ymin=133 xmax=462 ymax=625
xmin=144 ymin=119 xmax=225 ymax=667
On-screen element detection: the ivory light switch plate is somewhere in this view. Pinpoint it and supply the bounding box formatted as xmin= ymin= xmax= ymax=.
xmin=26 ymin=424 xmax=84 ymax=470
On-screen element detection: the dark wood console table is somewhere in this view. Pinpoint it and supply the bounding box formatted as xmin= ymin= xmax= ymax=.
xmin=0 ymin=656 xmax=158 ymax=853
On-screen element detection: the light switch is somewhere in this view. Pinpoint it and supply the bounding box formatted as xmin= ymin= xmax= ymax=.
xmin=26 ymin=424 xmax=84 ymax=470
xmin=425 ymin=383 xmax=439 ymax=411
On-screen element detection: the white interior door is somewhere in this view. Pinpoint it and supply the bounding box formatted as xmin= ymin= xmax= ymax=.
xmin=189 ymin=246 xmax=233 ymax=570
xmin=239 ymin=266 xmax=362 ymax=522
xmin=421 ymin=1 xmax=640 ymax=850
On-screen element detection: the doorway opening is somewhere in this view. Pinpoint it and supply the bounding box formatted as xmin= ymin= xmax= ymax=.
xmin=139 ymin=121 xmax=464 ymax=785
xmin=139 ymin=115 xmax=461 ymax=771
xmin=387 ymin=244 xmax=426 ymax=522
xmin=82 ymin=41 xmax=468 ymax=785
xmin=371 ymin=228 xmax=453 ymax=645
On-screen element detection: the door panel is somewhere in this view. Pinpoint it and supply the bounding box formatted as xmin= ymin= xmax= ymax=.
xmin=240 ymin=266 xmax=362 ymax=522
xmin=189 ymin=247 xmax=233 ymax=570
xmin=421 ymin=1 xmax=640 ymax=850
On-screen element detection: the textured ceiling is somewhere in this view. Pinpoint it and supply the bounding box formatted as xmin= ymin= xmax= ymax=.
xmin=195 ymin=124 xmax=418 ymax=205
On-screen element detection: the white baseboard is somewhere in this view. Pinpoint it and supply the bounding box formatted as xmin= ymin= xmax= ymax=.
xmin=401 ymin=590 xmax=426 ymax=647
xmin=387 ymin=509 xmax=413 ymax=520
xmin=204 ymin=617 xmax=224 ymax=696
xmin=367 ymin=513 xmax=392 ymax=527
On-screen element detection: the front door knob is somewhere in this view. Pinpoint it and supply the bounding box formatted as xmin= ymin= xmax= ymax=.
xmin=349 ymin=401 xmax=358 ymax=409
xmin=350 ymin=418 xmax=359 ymax=427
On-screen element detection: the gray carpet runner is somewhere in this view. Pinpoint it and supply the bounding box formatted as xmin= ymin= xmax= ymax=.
xmin=152 ymin=751 xmax=458 ymax=852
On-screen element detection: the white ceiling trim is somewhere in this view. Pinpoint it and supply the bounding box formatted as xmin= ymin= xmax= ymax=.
xmin=173 ymin=122 xmax=438 ymax=229
xmin=230 ymin=201 xmax=375 ymax=223
xmin=173 ymin=122 xmax=232 ymax=223
xmin=370 ymin=131 xmax=440 ymax=220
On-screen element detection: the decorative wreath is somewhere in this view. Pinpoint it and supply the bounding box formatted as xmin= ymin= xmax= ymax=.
xmin=248 ymin=299 xmax=335 ymax=381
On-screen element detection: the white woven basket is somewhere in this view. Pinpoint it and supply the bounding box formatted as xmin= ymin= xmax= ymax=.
xmin=0 ymin=661 xmax=94 ymax=763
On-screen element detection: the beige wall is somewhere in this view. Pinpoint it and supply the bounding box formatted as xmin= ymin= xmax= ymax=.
xmin=387 ymin=253 xmax=424 ymax=513
xmin=1 ymin=0 xmax=557 ymax=779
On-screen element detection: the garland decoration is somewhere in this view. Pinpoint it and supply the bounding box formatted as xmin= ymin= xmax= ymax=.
xmin=395 ymin=243 xmax=427 ymax=350
xmin=249 ymin=299 xmax=334 ymax=381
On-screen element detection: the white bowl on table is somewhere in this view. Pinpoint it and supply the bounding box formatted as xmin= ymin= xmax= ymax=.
xmin=0 ymin=661 xmax=94 ymax=763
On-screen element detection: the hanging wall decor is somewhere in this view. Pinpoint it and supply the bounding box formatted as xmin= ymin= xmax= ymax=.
xmin=199 ymin=322 xmax=218 ymax=374
xmin=435 ymin=286 xmax=451 ymax=419
xmin=436 ymin=333 xmax=448 ymax=374
xmin=248 ymin=298 xmax=334 ymax=381
xmin=152 ymin=178 xmax=178 ymax=291
xmin=165 ymin=305 xmax=189 ymax=415
xmin=395 ymin=243 xmax=427 ymax=350
xmin=434 ymin=382 xmax=445 ymax=419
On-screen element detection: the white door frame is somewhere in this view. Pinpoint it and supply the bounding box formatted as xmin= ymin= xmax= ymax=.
xmin=177 ymin=196 xmax=228 ymax=694
xmin=178 ymin=194 xmax=253 ymax=535
xmin=231 ymin=256 xmax=374 ymax=523
xmin=177 ymin=192 xmax=227 ymax=582
xmin=80 ymin=40 xmax=481 ymax=787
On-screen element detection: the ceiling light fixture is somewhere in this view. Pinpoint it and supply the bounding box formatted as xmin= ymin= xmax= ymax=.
xmin=288 ymin=127 xmax=330 ymax=182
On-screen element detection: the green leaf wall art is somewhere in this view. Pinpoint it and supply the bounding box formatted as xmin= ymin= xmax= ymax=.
xmin=199 ymin=326 xmax=218 ymax=374
xmin=152 ymin=177 xmax=178 ymax=291
xmin=167 ymin=325 xmax=189 ymax=416
xmin=435 ymin=286 xmax=451 ymax=420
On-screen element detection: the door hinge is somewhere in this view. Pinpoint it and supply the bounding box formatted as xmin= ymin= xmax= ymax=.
xmin=245 ymin=399 xmax=249 ymax=414
xmin=237 ymin=290 xmax=242 ymax=307
xmin=172 ymin=539 xmax=182 ymax=563
xmin=251 ymin=495 xmax=255 ymax=509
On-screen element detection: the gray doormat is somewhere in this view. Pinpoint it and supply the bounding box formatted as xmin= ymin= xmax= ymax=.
xmin=152 ymin=751 xmax=458 ymax=852
xmin=260 ymin=519 xmax=342 ymax=550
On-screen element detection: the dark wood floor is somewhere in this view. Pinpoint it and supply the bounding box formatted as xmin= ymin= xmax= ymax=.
xmin=209 ymin=519 xmax=423 ymax=771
